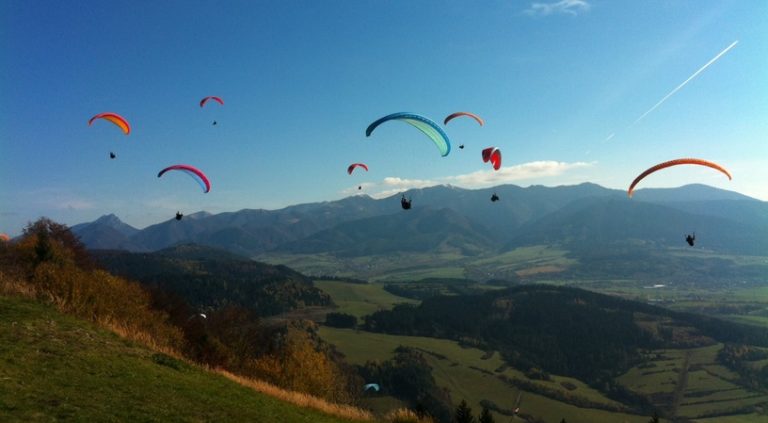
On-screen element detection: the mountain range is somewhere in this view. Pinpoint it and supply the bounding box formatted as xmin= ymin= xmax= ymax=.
xmin=71 ymin=183 xmax=768 ymax=259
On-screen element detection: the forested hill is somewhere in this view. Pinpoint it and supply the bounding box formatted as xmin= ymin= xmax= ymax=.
xmin=93 ymin=244 xmax=332 ymax=316
xmin=362 ymin=285 xmax=768 ymax=383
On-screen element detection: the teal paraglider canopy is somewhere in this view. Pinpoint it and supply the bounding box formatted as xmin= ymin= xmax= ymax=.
xmin=366 ymin=112 xmax=451 ymax=157
xmin=364 ymin=383 xmax=380 ymax=392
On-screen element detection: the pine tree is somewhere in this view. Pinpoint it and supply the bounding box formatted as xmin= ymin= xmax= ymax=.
xmin=648 ymin=411 xmax=660 ymax=423
xmin=454 ymin=399 xmax=475 ymax=423
xmin=479 ymin=406 xmax=495 ymax=423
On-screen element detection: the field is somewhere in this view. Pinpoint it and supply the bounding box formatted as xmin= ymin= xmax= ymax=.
xmin=257 ymin=246 xmax=575 ymax=282
xmin=617 ymin=344 xmax=768 ymax=421
xmin=314 ymin=280 xmax=418 ymax=318
xmin=0 ymin=296 xmax=361 ymax=423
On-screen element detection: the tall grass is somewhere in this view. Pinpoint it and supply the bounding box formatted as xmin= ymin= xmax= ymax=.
xmin=215 ymin=369 xmax=374 ymax=421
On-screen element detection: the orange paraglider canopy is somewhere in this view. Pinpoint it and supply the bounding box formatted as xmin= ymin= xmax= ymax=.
xmin=628 ymin=158 xmax=731 ymax=198
xmin=88 ymin=112 xmax=130 ymax=135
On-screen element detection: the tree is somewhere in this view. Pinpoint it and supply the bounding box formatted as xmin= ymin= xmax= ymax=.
xmin=454 ymin=399 xmax=475 ymax=423
xmin=479 ymin=406 xmax=495 ymax=423
xmin=648 ymin=412 xmax=660 ymax=423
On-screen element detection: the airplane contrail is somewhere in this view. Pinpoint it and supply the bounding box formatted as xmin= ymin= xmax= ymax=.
xmin=632 ymin=40 xmax=738 ymax=126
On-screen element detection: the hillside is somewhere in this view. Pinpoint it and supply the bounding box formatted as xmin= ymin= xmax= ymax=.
xmin=93 ymin=244 xmax=332 ymax=316
xmin=0 ymin=295 xmax=359 ymax=422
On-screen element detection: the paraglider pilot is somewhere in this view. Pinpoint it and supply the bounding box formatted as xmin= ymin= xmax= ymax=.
xmin=685 ymin=233 xmax=695 ymax=247
xmin=491 ymin=193 xmax=499 ymax=202
xmin=459 ymin=144 xmax=465 ymax=149
xmin=175 ymin=211 xmax=183 ymax=221
xmin=400 ymin=195 xmax=412 ymax=210
xmin=109 ymin=152 xmax=116 ymax=159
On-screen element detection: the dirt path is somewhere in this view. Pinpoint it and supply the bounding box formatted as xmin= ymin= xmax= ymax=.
xmin=670 ymin=350 xmax=692 ymax=420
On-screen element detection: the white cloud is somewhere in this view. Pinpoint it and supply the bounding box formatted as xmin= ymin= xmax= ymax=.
xmin=445 ymin=161 xmax=593 ymax=187
xmin=342 ymin=161 xmax=594 ymax=199
xmin=525 ymin=0 xmax=591 ymax=16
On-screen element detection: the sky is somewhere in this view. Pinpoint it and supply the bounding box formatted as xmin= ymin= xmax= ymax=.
xmin=2 ymin=0 xmax=766 ymax=235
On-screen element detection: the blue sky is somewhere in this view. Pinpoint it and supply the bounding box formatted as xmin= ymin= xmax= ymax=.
xmin=2 ymin=0 xmax=766 ymax=234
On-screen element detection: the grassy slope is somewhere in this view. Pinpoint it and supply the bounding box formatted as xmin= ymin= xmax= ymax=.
xmin=0 ymin=296 xmax=358 ymax=423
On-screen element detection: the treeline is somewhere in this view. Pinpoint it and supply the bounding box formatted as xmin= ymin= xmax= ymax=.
xmin=312 ymin=275 xmax=369 ymax=284
xmin=0 ymin=218 xmax=360 ymax=404
xmin=383 ymin=278 xmax=484 ymax=300
xmin=93 ymin=248 xmax=332 ymax=316
xmin=717 ymin=344 xmax=768 ymax=391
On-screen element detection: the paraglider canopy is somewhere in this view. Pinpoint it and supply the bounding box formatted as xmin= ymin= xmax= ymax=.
xmin=347 ymin=163 xmax=368 ymax=175
xmin=199 ymin=96 xmax=224 ymax=107
xmin=628 ymin=158 xmax=731 ymax=198
xmin=158 ymin=164 xmax=211 ymax=193
xmin=482 ymin=147 xmax=502 ymax=170
xmin=366 ymin=112 xmax=452 ymax=157
xmin=89 ymin=112 xmax=130 ymax=135
xmin=444 ymin=111 xmax=484 ymax=126
xmin=363 ymin=383 xmax=380 ymax=392
xmin=0 ymin=233 xmax=10 ymax=242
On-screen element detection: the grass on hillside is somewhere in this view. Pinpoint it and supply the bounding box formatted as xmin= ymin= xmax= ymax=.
xmin=0 ymin=295 xmax=368 ymax=423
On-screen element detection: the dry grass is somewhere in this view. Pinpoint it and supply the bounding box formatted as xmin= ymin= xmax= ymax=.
xmin=215 ymin=368 xmax=374 ymax=421
xmin=383 ymin=408 xmax=435 ymax=423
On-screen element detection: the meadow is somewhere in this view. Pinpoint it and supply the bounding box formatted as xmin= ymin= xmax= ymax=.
xmin=0 ymin=296 xmax=365 ymax=423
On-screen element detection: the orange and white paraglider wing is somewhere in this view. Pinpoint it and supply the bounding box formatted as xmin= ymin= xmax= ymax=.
xmin=628 ymin=158 xmax=731 ymax=198
xmin=88 ymin=112 xmax=130 ymax=135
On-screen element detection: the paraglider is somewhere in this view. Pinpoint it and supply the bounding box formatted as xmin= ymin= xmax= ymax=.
xmin=459 ymin=144 xmax=465 ymax=149
xmin=627 ymin=158 xmax=731 ymax=198
xmin=348 ymin=163 xmax=368 ymax=190
xmin=0 ymin=233 xmax=10 ymax=242
xmin=366 ymin=112 xmax=452 ymax=157
xmin=175 ymin=211 xmax=183 ymax=221
xmin=200 ymin=96 xmax=223 ymax=125
xmin=444 ymin=111 xmax=484 ymax=126
xmin=109 ymin=152 xmax=116 ymax=159
xmin=491 ymin=193 xmax=499 ymax=202
xmin=686 ymin=233 xmax=695 ymax=247
xmin=88 ymin=112 xmax=130 ymax=135
xmin=482 ymin=147 xmax=502 ymax=170
xmin=158 ymin=164 xmax=211 ymax=193
xmin=400 ymin=195 xmax=412 ymax=210
xmin=363 ymin=383 xmax=380 ymax=392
